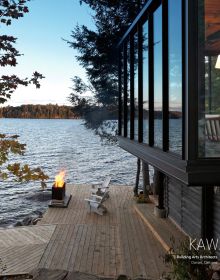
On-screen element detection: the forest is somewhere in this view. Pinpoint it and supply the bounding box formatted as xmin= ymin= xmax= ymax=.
xmin=0 ymin=104 xmax=78 ymax=119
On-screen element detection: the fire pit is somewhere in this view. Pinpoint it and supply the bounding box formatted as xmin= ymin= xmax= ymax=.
xmin=49 ymin=171 xmax=72 ymax=208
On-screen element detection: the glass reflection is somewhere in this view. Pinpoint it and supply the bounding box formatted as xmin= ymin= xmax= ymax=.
xmin=134 ymin=33 xmax=139 ymax=141
xmin=154 ymin=6 xmax=162 ymax=148
xmin=198 ymin=0 xmax=220 ymax=157
xmin=120 ymin=49 xmax=124 ymax=136
xmin=127 ymin=42 xmax=131 ymax=138
xmin=143 ymin=21 xmax=149 ymax=144
xmin=168 ymin=0 xmax=182 ymax=155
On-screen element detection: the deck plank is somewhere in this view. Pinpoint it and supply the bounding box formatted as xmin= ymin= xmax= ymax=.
xmin=0 ymin=184 xmax=184 ymax=278
xmin=0 ymin=225 xmax=55 ymax=275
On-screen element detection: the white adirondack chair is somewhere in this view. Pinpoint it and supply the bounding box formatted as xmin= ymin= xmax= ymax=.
xmin=85 ymin=191 xmax=109 ymax=215
xmin=91 ymin=176 xmax=111 ymax=198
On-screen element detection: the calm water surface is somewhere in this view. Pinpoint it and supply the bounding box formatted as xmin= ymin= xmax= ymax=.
xmin=0 ymin=119 xmax=136 ymax=227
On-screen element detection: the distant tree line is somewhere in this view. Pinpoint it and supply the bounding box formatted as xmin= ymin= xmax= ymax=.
xmin=0 ymin=104 xmax=79 ymax=119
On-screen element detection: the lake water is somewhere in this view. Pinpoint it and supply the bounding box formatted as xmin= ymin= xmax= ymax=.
xmin=0 ymin=119 xmax=137 ymax=227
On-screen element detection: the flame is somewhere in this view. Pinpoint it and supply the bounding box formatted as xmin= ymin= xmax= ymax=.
xmin=54 ymin=171 xmax=65 ymax=188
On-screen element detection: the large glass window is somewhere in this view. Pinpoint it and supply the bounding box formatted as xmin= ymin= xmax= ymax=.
xmin=120 ymin=50 xmax=124 ymax=136
xmin=127 ymin=42 xmax=131 ymax=138
xmin=134 ymin=33 xmax=139 ymax=141
xmin=143 ymin=20 xmax=149 ymax=144
xmin=153 ymin=6 xmax=163 ymax=148
xmin=168 ymin=0 xmax=182 ymax=155
xmin=198 ymin=0 xmax=220 ymax=157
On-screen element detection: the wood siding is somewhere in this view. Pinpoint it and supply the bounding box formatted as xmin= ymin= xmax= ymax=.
xmin=213 ymin=189 xmax=220 ymax=257
xmin=165 ymin=178 xmax=202 ymax=238
xmin=182 ymin=186 xmax=202 ymax=237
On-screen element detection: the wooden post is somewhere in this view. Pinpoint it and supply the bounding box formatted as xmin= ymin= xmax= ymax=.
xmin=153 ymin=170 xmax=167 ymax=218
xmin=158 ymin=173 xmax=164 ymax=209
xmin=153 ymin=168 xmax=161 ymax=195
xmin=142 ymin=160 xmax=150 ymax=198
xmin=134 ymin=158 xmax=141 ymax=196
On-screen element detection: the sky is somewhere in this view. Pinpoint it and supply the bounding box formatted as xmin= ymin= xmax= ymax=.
xmin=1 ymin=0 xmax=95 ymax=106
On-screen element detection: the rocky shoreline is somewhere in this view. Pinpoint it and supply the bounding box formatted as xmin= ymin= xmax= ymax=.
xmin=14 ymin=190 xmax=52 ymax=227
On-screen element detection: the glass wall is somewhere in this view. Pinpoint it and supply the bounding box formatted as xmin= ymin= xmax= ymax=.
xmin=134 ymin=33 xmax=139 ymax=141
xmin=127 ymin=42 xmax=131 ymax=138
xmin=153 ymin=6 xmax=163 ymax=148
xmin=143 ymin=20 xmax=149 ymax=144
xmin=198 ymin=0 xmax=220 ymax=157
xmin=120 ymin=50 xmax=124 ymax=136
xmin=118 ymin=1 xmax=184 ymax=156
xmin=168 ymin=0 xmax=182 ymax=154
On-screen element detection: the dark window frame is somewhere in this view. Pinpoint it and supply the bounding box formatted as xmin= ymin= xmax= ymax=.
xmin=117 ymin=0 xmax=220 ymax=186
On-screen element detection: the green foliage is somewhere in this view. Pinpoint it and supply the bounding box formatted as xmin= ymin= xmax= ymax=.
xmin=68 ymin=0 xmax=146 ymax=114
xmin=68 ymin=0 xmax=147 ymax=138
xmin=0 ymin=0 xmax=30 ymax=26
xmin=0 ymin=0 xmax=48 ymax=183
xmin=0 ymin=134 xmax=49 ymax=182
xmin=163 ymin=238 xmax=214 ymax=280
xmin=0 ymin=0 xmax=45 ymax=104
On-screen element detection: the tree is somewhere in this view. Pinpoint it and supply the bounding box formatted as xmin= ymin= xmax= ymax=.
xmin=69 ymin=0 xmax=153 ymax=191
xmin=68 ymin=0 xmax=147 ymax=125
xmin=0 ymin=0 xmax=45 ymax=104
xmin=0 ymin=0 xmax=48 ymax=182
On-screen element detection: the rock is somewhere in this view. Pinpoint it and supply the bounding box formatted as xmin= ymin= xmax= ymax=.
xmin=15 ymin=221 xmax=23 ymax=226
xmin=32 ymin=217 xmax=42 ymax=225
xmin=15 ymin=212 xmax=43 ymax=227
xmin=27 ymin=190 xmax=52 ymax=202
xmin=23 ymin=216 xmax=34 ymax=225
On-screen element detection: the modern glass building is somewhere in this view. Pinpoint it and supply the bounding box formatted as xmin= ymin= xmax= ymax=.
xmin=118 ymin=0 xmax=220 ymax=241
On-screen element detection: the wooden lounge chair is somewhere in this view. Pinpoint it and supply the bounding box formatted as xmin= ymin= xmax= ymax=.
xmin=85 ymin=191 xmax=109 ymax=215
xmin=91 ymin=176 xmax=111 ymax=197
xmin=205 ymin=115 xmax=220 ymax=142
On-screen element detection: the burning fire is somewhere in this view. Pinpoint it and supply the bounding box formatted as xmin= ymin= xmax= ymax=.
xmin=54 ymin=171 xmax=66 ymax=188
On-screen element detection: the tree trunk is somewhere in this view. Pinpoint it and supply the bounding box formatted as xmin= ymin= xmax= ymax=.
xmin=142 ymin=160 xmax=150 ymax=198
xmin=134 ymin=158 xmax=141 ymax=196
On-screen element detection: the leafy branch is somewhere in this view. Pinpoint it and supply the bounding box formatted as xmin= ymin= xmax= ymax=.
xmin=0 ymin=0 xmax=48 ymax=184
xmin=0 ymin=134 xmax=49 ymax=181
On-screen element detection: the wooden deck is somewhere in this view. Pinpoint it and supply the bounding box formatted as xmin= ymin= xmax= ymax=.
xmin=0 ymin=225 xmax=55 ymax=275
xmin=0 ymin=184 xmax=186 ymax=279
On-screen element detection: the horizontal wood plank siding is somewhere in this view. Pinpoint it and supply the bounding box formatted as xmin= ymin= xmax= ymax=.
xmin=166 ymin=178 xmax=182 ymax=226
xmin=166 ymin=178 xmax=202 ymax=238
xmin=213 ymin=190 xmax=220 ymax=257
xmin=182 ymin=186 xmax=202 ymax=238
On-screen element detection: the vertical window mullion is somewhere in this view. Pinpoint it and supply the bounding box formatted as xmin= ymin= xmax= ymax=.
xmin=162 ymin=0 xmax=169 ymax=151
xmin=182 ymin=0 xmax=185 ymax=160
